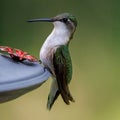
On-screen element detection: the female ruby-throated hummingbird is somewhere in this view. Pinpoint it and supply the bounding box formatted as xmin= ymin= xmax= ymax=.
xmin=28 ymin=13 xmax=77 ymax=110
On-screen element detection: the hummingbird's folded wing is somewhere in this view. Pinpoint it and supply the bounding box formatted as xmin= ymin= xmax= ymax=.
xmin=53 ymin=45 xmax=74 ymax=105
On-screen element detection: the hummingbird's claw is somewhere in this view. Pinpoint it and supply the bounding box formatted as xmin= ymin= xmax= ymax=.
xmin=39 ymin=59 xmax=42 ymax=64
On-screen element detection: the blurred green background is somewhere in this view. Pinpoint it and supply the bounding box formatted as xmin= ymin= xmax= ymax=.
xmin=0 ymin=0 xmax=120 ymax=120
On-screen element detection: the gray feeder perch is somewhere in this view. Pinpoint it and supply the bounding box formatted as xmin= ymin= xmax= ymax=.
xmin=0 ymin=54 xmax=51 ymax=103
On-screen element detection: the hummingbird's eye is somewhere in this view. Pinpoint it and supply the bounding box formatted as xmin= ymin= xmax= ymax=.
xmin=62 ymin=18 xmax=68 ymax=23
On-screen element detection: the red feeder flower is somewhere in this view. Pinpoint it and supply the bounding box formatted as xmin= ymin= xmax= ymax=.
xmin=0 ymin=46 xmax=38 ymax=62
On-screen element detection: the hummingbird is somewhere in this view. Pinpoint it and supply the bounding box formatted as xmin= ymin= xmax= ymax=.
xmin=28 ymin=13 xmax=77 ymax=110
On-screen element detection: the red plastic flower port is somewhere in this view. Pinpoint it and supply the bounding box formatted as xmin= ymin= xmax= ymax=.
xmin=0 ymin=46 xmax=38 ymax=62
xmin=0 ymin=46 xmax=13 ymax=54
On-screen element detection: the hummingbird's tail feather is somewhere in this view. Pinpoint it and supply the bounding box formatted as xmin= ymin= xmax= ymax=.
xmin=47 ymin=90 xmax=59 ymax=110
xmin=47 ymin=78 xmax=59 ymax=110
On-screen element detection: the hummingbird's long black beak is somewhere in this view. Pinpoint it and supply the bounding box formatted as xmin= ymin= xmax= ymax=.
xmin=27 ymin=18 xmax=55 ymax=22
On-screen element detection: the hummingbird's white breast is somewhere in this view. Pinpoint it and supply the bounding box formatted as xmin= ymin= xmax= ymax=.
xmin=40 ymin=21 xmax=71 ymax=73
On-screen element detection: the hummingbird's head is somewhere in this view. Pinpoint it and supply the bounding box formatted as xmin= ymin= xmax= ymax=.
xmin=28 ymin=13 xmax=77 ymax=39
xmin=52 ymin=13 xmax=77 ymax=38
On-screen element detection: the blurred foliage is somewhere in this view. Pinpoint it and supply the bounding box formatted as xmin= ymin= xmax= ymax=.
xmin=0 ymin=0 xmax=120 ymax=120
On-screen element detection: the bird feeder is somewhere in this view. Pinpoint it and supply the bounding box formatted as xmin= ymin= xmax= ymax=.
xmin=0 ymin=54 xmax=50 ymax=103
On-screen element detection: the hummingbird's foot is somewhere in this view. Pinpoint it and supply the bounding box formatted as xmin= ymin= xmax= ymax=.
xmin=44 ymin=66 xmax=49 ymax=72
xmin=39 ymin=59 xmax=42 ymax=64
xmin=38 ymin=60 xmax=47 ymax=72
xmin=43 ymin=67 xmax=46 ymax=72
